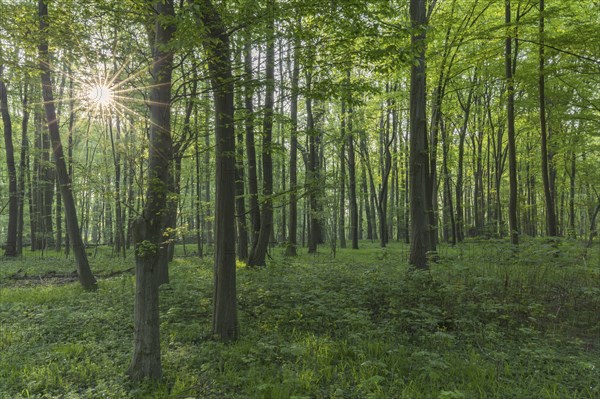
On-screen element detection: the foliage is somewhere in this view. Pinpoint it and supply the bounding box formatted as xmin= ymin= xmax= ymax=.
xmin=1 ymin=240 xmax=598 ymax=398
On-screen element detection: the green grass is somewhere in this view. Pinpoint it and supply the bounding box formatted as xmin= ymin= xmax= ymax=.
xmin=1 ymin=239 xmax=599 ymax=398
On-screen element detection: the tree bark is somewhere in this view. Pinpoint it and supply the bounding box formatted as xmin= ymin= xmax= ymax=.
xmin=128 ymin=0 xmax=176 ymax=380
xmin=538 ymin=0 xmax=557 ymax=237
xmin=409 ymin=0 xmax=431 ymax=269
xmin=306 ymin=72 xmax=322 ymax=253
xmin=248 ymin=0 xmax=275 ymax=266
xmin=285 ymin=36 xmax=300 ymax=256
xmin=244 ymin=37 xmax=261 ymax=253
xmin=0 ymin=62 xmax=18 ymax=257
xmin=346 ymin=88 xmax=359 ymax=250
xmin=190 ymin=0 xmax=238 ymax=342
xmin=338 ymin=105 xmax=347 ymax=249
xmin=17 ymin=83 xmax=30 ymax=255
xmin=456 ymin=83 xmax=474 ymax=242
xmin=505 ymin=0 xmax=519 ymax=245
xmin=38 ymin=0 xmax=96 ymax=289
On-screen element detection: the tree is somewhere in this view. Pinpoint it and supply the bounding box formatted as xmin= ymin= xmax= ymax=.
xmin=505 ymin=0 xmax=519 ymax=245
xmin=408 ymin=0 xmax=431 ymax=269
xmin=285 ymin=28 xmax=300 ymax=257
xmin=0 ymin=58 xmax=18 ymax=257
xmin=345 ymin=74 xmax=359 ymax=250
xmin=128 ymin=0 xmax=176 ymax=380
xmin=38 ymin=0 xmax=96 ymax=289
xmin=538 ymin=0 xmax=557 ymax=237
xmin=248 ymin=0 xmax=275 ymax=266
xmin=190 ymin=0 xmax=238 ymax=342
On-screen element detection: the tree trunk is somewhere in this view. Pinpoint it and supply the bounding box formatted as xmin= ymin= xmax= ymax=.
xmin=38 ymin=0 xmax=96 ymax=289
xmin=409 ymin=0 xmax=431 ymax=269
xmin=248 ymin=0 xmax=275 ymax=266
xmin=456 ymin=84 xmax=474 ymax=242
xmin=346 ymin=89 xmax=359 ymax=250
xmin=361 ymin=160 xmax=373 ymax=240
xmin=0 ymin=62 xmax=18 ymax=257
xmin=338 ymin=115 xmax=347 ymax=248
xmin=128 ymin=0 xmax=176 ymax=380
xmin=17 ymin=83 xmax=30 ymax=255
xmin=285 ymin=37 xmax=300 ymax=256
xmin=538 ymin=0 xmax=557 ymax=237
xmin=235 ymin=106 xmax=249 ymax=261
xmin=306 ymin=72 xmax=322 ymax=253
xmin=505 ymin=0 xmax=519 ymax=245
xmin=244 ymin=37 xmax=261 ymax=253
xmin=569 ymin=153 xmax=576 ymax=237
xmin=191 ymin=0 xmax=238 ymax=342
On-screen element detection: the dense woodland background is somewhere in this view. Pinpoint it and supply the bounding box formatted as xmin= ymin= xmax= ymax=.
xmin=0 ymin=0 xmax=599 ymax=397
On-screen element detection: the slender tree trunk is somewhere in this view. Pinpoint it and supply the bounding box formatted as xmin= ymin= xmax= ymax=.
xmin=235 ymin=105 xmax=249 ymax=261
xmin=441 ymin=121 xmax=456 ymax=245
xmin=538 ymin=0 xmax=557 ymax=237
xmin=361 ymin=160 xmax=373 ymax=240
xmin=505 ymin=0 xmax=519 ymax=245
xmin=195 ymin=139 xmax=203 ymax=256
xmin=38 ymin=0 xmax=96 ymax=288
xmin=456 ymin=84 xmax=474 ymax=242
xmin=569 ymin=153 xmax=576 ymax=237
xmin=244 ymin=38 xmax=261 ymax=253
xmin=587 ymin=201 xmax=600 ymax=248
xmin=285 ymin=38 xmax=299 ymax=256
xmin=249 ymin=0 xmax=275 ymax=266
xmin=346 ymin=89 xmax=359 ymax=250
xmin=110 ymin=120 xmax=125 ymax=257
xmin=377 ymin=99 xmax=394 ymax=248
xmin=339 ymin=121 xmax=347 ymax=248
xmin=0 ymin=62 xmax=18 ymax=257
xmin=306 ymin=72 xmax=322 ymax=253
xmin=17 ymin=83 xmax=30 ymax=256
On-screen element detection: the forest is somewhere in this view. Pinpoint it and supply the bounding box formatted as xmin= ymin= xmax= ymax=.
xmin=0 ymin=0 xmax=599 ymax=397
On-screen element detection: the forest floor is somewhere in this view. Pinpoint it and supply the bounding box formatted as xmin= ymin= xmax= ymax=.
xmin=0 ymin=239 xmax=599 ymax=398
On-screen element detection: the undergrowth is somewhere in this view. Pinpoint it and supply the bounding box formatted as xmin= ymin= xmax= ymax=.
xmin=0 ymin=238 xmax=598 ymax=398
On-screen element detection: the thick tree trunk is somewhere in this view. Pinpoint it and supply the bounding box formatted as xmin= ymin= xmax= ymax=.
xmin=409 ymin=0 xmax=431 ymax=269
xmin=38 ymin=0 xmax=96 ymax=289
xmin=128 ymin=0 xmax=176 ymax=380
xmin=191 ymin=0 xmax=238 ymax=342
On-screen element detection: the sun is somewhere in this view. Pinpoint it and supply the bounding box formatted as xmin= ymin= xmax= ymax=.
xmin=87 ymin=85 xmax=113 ymax=106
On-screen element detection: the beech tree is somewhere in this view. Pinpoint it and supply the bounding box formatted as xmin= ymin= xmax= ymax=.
xmin=408 ymin=0 xmax=431 ymax=269
xmin=128 ymin=0 xmax=176 ymax=380
xmin=0 ymin=58 xmax=18 ymax=257
xmin=189 ymin=0 xmax=238 ymax=342
xmin=37 ymin=0 xmax=97 ymax=290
